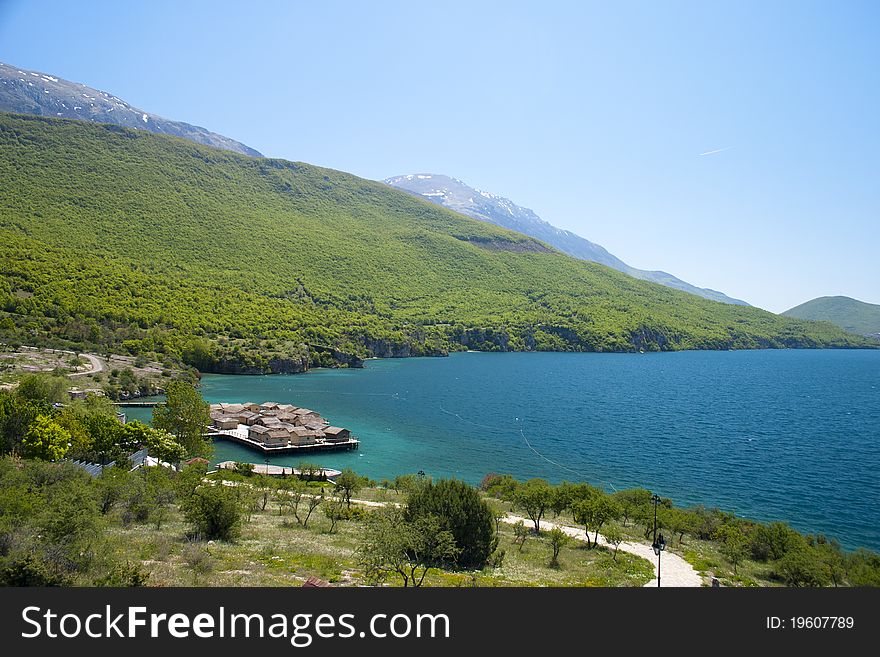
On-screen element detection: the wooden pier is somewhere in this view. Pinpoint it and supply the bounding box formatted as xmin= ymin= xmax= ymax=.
xmin=208 ymin=428 xmax=359 ymax=455
xmin=216 ymin=461 xmax=342 ymax=479
xmin=114 ymin=401 xmax=160 ymax=407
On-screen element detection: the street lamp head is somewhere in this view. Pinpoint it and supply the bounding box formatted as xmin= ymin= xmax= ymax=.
xmin=652 ymin=533 xmax=667 ymax=555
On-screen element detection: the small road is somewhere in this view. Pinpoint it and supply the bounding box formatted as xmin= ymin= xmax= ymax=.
xmin=69 ymin=353 xmax=104 ymax=377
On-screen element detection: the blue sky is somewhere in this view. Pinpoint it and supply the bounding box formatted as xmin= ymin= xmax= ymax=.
xmin=1 ymin=0 xmax=877 ymax=312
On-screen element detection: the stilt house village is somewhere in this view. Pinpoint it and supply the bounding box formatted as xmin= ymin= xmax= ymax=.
xmin=209 ymin=402 xmax=357 ymax=453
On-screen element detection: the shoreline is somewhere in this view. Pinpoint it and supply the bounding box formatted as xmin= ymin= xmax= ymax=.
xmin=193 ymin=343 xmax=880 ymax=378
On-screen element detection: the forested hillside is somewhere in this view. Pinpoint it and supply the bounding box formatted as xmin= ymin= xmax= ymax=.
xmin=0 ymin=113 xmax=872 ymax=373
xmin=783 ymin=296 xmax=880 ymax=338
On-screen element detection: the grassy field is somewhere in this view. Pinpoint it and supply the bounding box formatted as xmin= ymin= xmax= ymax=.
xmin=102 ymin=484 xmax=653 ymax=587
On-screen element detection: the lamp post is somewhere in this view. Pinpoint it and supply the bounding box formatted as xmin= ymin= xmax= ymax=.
xmin=650 ymin=493 xmax=665 ymax=587
xmin=265 ymin=457 xmax=270 ymax=476
xmin=652 ymin=532 xmax=666 ymax=588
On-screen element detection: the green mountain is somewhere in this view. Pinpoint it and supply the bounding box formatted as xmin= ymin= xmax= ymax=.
xmin=783 ymin=296 xmax=880 ymax=338
xmin=0 ymin=113 xmax=872 ymax=373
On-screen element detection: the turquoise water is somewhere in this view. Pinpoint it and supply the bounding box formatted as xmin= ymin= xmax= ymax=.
xmin=128 ymin=350 xmax=880 ymax=550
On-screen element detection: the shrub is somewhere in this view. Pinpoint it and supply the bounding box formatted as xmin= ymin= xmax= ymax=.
xmin=405 ymin=479 xmax=497 ymax=569
xmin=181 ymin=483 xmax=242 ymax=541
xmin=750 ymin=522 xmax=806 ymax=562
xmin=775 ymin=547 xmax=830 ymax=587
xmin=0 ymin=554 xmax=71 ymax=586
xmin=94 ymin=561 xmax=149 ymax=587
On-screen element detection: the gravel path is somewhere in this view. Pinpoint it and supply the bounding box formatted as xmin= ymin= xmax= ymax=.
xmin=69 ymin=352 xmax=104 ymax=377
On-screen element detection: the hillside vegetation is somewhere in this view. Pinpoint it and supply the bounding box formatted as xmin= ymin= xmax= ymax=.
xmin=0 ymin=113 xmax=872 ymax=372
xmin=783 ymin=296 xmax=880 ymax=338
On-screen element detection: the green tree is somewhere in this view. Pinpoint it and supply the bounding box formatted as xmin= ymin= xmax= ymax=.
xmin=323 ymin=495 xmax=348 ymax=533
xmin=0 ymin=391 xmax=50 ymax=455
xmin=750 ymin=521 xmax=806 ymax=562
xmin=548 ymin=526 xmax=570 ymax=568
xmin=33 ymin=476 xmax=103 ymax=578
xmin=513 ymin=478 xmax=554 ymax=533
xmin=479 ymin=473 xmax=520 ymax=501
xmin=775 ymin=547 xmax=830 ymax=587
xmin=21 ymin=414 xmax=71 ymax=461
xmin=572 ymin=493 xmax=620 ymax=548
xmin=298 ymin=492 xmax=323 ymax=529
xmin=664 ymin=507 xmax=697 ymax=545
xmin=253 ymin=475 xmax=275 ymax=512
xmin=512 ymin=520 xmax=529 ymax=551
xmin=95 ymin=466 xmax=133 ymax=514
xmin=275 ymin=477 xmax=302 ymax=516
xmin=603 ymin=522 xmax=624 ymax=561
xmin=844 ymin=549 xmax=880 ymax=587
xmin=119 ymin=472 xmax=150 ymax=526
xmin=552 ymin=482 xmax=598 ymax=516
xmin=612 ymin=488 xmax=652 ymax=528
xmin=175 ymin=460 xmax=208 ymax=501
xmin=152 ymin=381 xmax=211 ymax=458
xmin=811 ymin=536 xmax=845 ymax=587
xmin=85 ymin=414 xmax=127 ymax=464
xmin=144 ymin=466 xmax=175 ymax=530
xmin=181 ymin=483 xmax=242 ymax=541
xmin=405 ymin=479 xmax=497 ymax=569
xmin=334 ymin=468 xmax=367 ymax=509
xmin=715 ymin=523 xmax=750 ymax=575
xmin=16 ymin=373 xmax=68 ymax=404
xmin=358 ymin=509 xmax=459 ymax=587
xmin=144 ymin=427 xmax=187 ymax=464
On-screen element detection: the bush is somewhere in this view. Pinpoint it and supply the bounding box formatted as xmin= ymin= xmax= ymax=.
xmin=182 ymin=542 xmax=215 ymax=575
xmin=0 ymin=554 xmax=71 ymax=586
xmin=181 ymin=483 xmax=242 ymax=541
xmin=94 ymin=561 xmax=149 ymax=587
xmin=16 ymin=373 xmax=69 ymax=404
xmin=845 ymin=549 xmax=880 ymax=587
xmin=775 ymin=547 xmax=830 ymax=587
xmin=480 ymin=473 xmax=519 ymax=500
xmin=750 ymin=522 xmax=806 ymax=562
xmin=405 ymin=479 xmax=497 ymax=569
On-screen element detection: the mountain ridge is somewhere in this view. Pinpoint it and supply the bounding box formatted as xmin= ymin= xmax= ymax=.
xmin=0 ymin=60 xmax=261 ymax=157
xmin=783 ymin=296 xmax=880 ymax=339
xmin=385 ymin=173 xmax=748 ymax=306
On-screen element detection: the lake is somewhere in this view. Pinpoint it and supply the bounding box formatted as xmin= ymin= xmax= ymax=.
xmin=127 ymin=349 xmax=880 ymax=550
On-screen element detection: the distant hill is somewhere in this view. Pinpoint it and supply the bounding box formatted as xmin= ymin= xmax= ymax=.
xmin=0 ymin=113 xmax=871 ymax=375
xmin=0 ymin=61 xmax=261 ymax=157
xmin=783 ymin=296 xmax=880 ymax=338
xmin=385 ymin=174 xmax=748 ymax=306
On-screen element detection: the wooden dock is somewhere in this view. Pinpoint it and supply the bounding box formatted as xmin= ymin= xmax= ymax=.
xmin=216 ymin=461 xmax=342 ymax=479
xmin=208 ymin=428 xmax=359 ymax=455
xmin=114 ymin=401 xmax=161 ymax=407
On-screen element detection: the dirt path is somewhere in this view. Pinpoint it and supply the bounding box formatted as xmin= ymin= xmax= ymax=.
xmin=501 ymin=514 xmax=703 ymax=587
xmin=69 ymin=353 xmax=104 ymax=377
